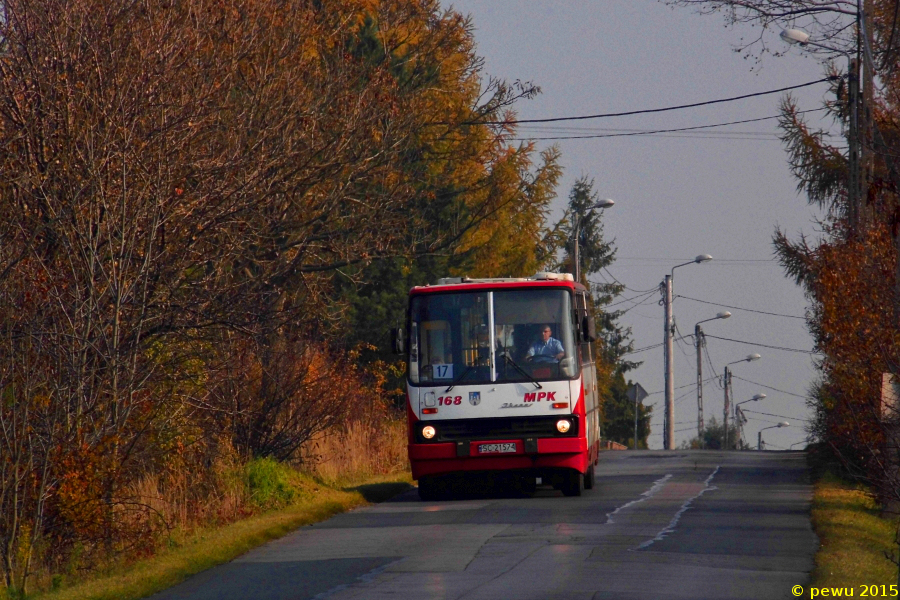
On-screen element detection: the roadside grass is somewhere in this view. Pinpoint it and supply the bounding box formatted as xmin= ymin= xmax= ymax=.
xmin=811 ymin=472 xmax=898 ymax=588
xmin=28 ymin=472 xmax=412 ymax=600
xmin=3 ymin=414 xmax=410 ymax=600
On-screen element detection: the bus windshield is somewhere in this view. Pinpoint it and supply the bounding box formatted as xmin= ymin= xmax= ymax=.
xmin=408 ymin=288 xmax=578 ymax=386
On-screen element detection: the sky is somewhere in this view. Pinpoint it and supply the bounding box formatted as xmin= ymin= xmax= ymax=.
xmin=445 ymin=0 xmax=839 ymax=450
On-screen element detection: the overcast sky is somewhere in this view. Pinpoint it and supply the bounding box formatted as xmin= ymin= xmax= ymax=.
xmin=445 ymin=0 xmax=838 ymax=450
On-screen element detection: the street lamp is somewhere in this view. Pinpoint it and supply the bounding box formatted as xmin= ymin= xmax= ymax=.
xmin=736 ymin=392 xmax=766 ymax=410
xmin=758 ymin=422 xmax=790 ymax=451
xmin=781 ymin=28 xmax=861 ymax=230
xmin=723 ymin=353 xmax=761 ymax=450
xmin=572 ymin=198 xmax=615 ymax=284
xmin=663 ymin=254 xmax=713 ymax=450
xmin=694 ymin=311 xmax=731 ymax=444
xmin=735 ymin=393 xmax=766 ymax=449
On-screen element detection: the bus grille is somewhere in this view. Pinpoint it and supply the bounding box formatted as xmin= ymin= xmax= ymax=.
xmin=416 ymin=415 xmax=579 ymax=443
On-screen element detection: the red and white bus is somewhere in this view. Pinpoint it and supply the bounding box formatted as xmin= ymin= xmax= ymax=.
xmin=392 ymin=272 xmax=601 ymax=499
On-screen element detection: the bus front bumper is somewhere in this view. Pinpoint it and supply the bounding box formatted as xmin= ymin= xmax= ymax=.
xmin=408 ymin=437 xmax=589 ymax=479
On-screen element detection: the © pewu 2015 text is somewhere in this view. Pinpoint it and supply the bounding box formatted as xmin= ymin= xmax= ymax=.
xmin=792 ymin=584 xmax=899 ymax=597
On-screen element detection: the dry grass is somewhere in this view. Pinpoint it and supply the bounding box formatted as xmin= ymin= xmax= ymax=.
xmin=13 ymin=415 xmax=412 ymax=600
xmin=811 ymin=473 xmax=898 ymax=587
xmin=30 ymin=481 xmax=365 ymax=600
xmin=302 ymin=417 xmax=408 ymax=486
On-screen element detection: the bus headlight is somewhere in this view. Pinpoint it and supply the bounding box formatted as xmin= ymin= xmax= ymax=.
xmin=422 ymin=425 xmax=436 ymax=439
xmin=556 ymin=419 xmax=571 ymax=434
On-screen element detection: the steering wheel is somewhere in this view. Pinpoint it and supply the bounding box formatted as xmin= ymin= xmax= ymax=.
xmin=530 ymin=354 xmax=558 ymax=364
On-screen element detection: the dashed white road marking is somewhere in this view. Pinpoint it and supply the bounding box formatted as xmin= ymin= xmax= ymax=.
xmin=636 ymin=465 xmax=720 ymax=549
xmin=604 ymin=473 xmax=672 ymax=524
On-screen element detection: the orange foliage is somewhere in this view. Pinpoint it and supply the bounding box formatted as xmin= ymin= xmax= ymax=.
xmin=808 ymin=223 xmax=900 ymax=472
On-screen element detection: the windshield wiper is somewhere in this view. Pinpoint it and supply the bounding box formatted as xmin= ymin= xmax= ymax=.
xmin=502 ymin=354 xmax=542 ymax=389
xmin=444 ymin=364 xmax=477 ymax=393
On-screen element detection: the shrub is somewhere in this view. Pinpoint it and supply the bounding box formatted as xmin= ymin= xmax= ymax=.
xmin=244 ymin=458 xmax=297 ymax=510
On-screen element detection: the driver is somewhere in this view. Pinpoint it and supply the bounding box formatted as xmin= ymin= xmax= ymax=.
xmin=525 ymin=325 xmax=564 ymax=363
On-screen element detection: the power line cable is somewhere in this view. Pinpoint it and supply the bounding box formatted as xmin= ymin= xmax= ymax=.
xmin=466 ymin=77 xmax=836 ymax=125
xmin=615 ymin=257 xmax=779 ymax=263
xmin=731 ymin=375 xmax=808 ymax=400
xmin=742 ymin=409 xmax=811 ymax=423
xmin=603 ymin=268 xmax=659 ymax=294
xmin=675 ymin=386 xmax=697 ymax=406
xmin=704 ymin=334 xmax=818 ymax=355
xmin=645 ymin=375 xmax=719 ymax=397
xmin=704 ymin=345 xmax=724 ymax=390
xmin=624 ymin=342 xmax=664 ymax=355
xmin=519 ymin=132 xmax=787 ymax=142
xmin=676 ymin=294 xmax=806 ymax=320
xmin=513 ymin=108 xmax=829 ymax=141
xmin=673 ymin=323 xmax=695 ymax=366
xmin=617 ymin=294 xmax=661 ymax=316
xmin=602 ymin=289 xmax=658 ymax=309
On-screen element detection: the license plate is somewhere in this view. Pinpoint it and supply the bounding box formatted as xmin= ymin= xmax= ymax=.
xmin=478 ymin=442 xmax=517 ymax=454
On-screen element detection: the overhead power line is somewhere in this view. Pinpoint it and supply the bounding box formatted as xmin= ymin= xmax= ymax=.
xmin=625 ymin=342 xmax=664 ymax=355
xmin=617 ymin=294 xmax=660 ymax=316
xmin=743 ymin=409 xmax=811 ymax=423
xmin=704 ymin=334 xmax=818 ymax=355
xmin=513 ymin=108 xmax=828 ymax=141
xmin=731 ymin=375 xmax=808 ymax=399
xmin=603 ymin=268 xmax=659 ymax=294
xmin=466 ymin=77 xmax=835 ymax=125
xmin=615 ymin=257 xmax=778 ymax=263
xmin=518 ymin=132 xmax=784 ymax=142
xmin=645 ymin=375 xmax=720 ymax=397
xmin=676 ymin=294 xmax=805 ymax=319
xmin=603 ymin=289 xmax=658 ymax=309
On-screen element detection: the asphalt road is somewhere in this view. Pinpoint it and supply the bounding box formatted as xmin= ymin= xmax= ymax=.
xmin=149 ymin=450 xmax=817 ymax=600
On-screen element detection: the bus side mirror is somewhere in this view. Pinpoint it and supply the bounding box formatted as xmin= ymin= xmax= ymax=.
xmin=390 ymin=327 xmax=405 ymax=354
xmin=582 ymin=315 xmax=596 ymax=342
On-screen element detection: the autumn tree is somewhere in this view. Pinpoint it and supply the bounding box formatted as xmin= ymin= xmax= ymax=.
xmin=0 ymin=0 xmax=564 ymax=590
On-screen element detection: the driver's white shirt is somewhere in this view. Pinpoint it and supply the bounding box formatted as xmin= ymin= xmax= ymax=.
xmin=526 ymin=337 xmax=564 ymax=359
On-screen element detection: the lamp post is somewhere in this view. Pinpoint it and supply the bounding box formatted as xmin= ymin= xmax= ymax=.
xmin=758 ymin=422 xmax=790 ymax=451
xmin=723 ymin=353 xmax=761 ymax=450
xmin=572 ymin=198 xmax=614 ymax=284
xmin=734 ymin=393 xmax=766 ymax=449
xmin=663 ymin=254 xmax=713 ymax=450
xmin=781 ymin=28 xmax=861 ymax=231
xmin=695 ymin=312 xmax=731 ymax=445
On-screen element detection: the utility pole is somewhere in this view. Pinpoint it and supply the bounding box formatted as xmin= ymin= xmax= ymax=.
xmin=695 ymin=324 xmax=704 ymax=444
xmin=861 ymin=0 xmax=875 ymax=227
xmin=848 ymin=56 xmax=860 ymax=232
xmin=723 ymin=366 xmax=731 ymax=450
xmin=573 ymin=212 xmax=581 ymax=283
xmin=664 ymin=275 xmax=674 ymax=450
xmin=661 ymin=255 xmax=712 ymax=450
